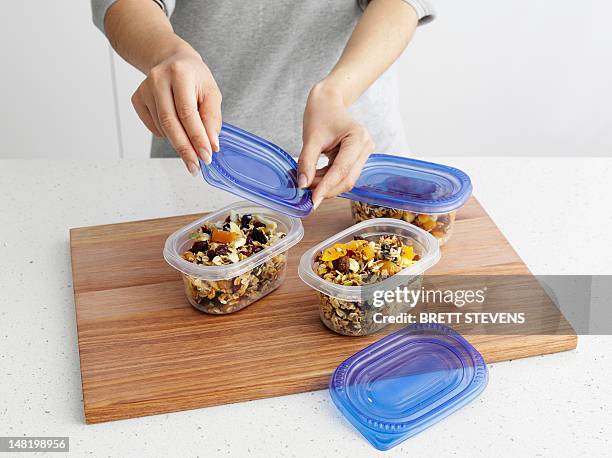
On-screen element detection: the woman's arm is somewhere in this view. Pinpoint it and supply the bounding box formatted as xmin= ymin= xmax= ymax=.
xmin=104 ymin=0 xmax=222 ymax=174
xmin=298 ymin=0 xmax=419 ymax=208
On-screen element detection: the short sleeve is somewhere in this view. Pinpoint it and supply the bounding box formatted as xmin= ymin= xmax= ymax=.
xmin=91 ymin=0 xmax=176 ymax=34
xmin=357 ymin=0 xmax=435 ymax=25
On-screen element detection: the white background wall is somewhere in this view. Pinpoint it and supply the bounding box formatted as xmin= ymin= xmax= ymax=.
xmin=1 ymin=0 xmax=610 ymax=159
xmin=0 ymin=1 xmax=120 ymax=158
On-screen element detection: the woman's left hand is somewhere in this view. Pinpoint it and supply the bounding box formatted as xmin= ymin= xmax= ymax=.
xmin=297 ymin=82 xmax=375 ymax=210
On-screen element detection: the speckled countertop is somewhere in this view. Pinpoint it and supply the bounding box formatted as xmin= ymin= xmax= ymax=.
xmin=0 ymin=158 xmax=610 ymax=457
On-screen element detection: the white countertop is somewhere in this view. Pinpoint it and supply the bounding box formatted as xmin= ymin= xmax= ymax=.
xmin=1 ymin=158 xmax=610 ymax=457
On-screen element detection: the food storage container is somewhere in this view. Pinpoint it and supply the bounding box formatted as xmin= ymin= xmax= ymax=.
xmin=298 ymin=218 xmax=440 ymax=336
xmin=341 ymin=155 xmax=472 ymax=245
xmin=164 ymin=201 xmax=304 ymax=314
xmin=330 ymin=324 xmax=488 ymax=450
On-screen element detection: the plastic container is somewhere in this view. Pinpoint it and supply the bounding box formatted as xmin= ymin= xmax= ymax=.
xmin=164 ymin=201 xmax=304 ymax=314
xmin=330 ymin=324 xmax=488 ymax=450
xmin=350 ymin=202 xmax=458 ymax=245
xmin=298 ymin=219 xmax=440 ymax=336
xmin=342 ymin=155 xmax=472 ymax=245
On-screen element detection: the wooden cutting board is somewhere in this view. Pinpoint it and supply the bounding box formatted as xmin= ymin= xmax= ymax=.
xmin=70 ymin=197 xmax=576 ymax=424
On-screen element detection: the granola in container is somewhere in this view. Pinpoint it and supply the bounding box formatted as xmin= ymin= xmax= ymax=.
xmin=164 ymin=201 xmax=304 ymax=314
xmin=350 ymin=202 xmax=456 ymax=245
xmin=341 ymin=155 xmax=472 ymax=246
xmin=299 ymin=219 xmax=440 ymax=336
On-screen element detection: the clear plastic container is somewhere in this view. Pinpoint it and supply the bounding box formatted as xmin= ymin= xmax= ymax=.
xmin=350 ymin=202 xmax=457 ymax=245
xmin=298 ymin=219 xmax=440 ymax=336
xmin=164 ymin=201 xmax=304 ymax=314
xmin=341 ymin=155 xmax=472 ymax=246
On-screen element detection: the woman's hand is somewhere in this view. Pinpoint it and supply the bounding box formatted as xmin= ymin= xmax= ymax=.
xmin=296 ymin=0 xmax=418 ymax=209
xmin=297 ymin=82 xmax=374 ymax=209
xmin=131 ymin=47 xmax=222 ymax=175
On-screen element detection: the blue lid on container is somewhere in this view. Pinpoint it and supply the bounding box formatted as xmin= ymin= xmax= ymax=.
xmin=341 ymin=154 xmax=472 ymax=214
xmin=329 ymin=324 xmax=488 ymax=451
xmin=199 ymin=123 xmax=313 ymax=218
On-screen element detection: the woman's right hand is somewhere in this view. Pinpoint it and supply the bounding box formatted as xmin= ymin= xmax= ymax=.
xmin=131 ymin=46 xmax=222 ymax=176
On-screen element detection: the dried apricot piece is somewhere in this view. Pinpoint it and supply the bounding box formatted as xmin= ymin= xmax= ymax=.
xmin=400 ymin=246 xmax=417 ymax=267
xmin=321 ymin=243 xmax=347 ymax=262
xmin=345 ymin=239 xmax=367 ymax=251
xmin=212 ymin=229 xmax=238 ymax=244
xmin=422 ymin=220 xmax=437 ymax=231
xmin=379 ymin=260 xmax=399 ymax=275
xmin=360 ymin=244 xmax=375 ymax=260
xmin=401 ymin=245 xmax=415 ymax=261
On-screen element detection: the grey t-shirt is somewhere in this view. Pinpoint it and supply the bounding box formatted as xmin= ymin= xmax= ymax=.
xmin=92 ymin=0 xmax=434 ymax=157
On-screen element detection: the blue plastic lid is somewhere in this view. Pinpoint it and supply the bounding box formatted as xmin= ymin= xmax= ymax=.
xmin=329 ymin=324 xmax=488 ymax=451
xmin=341 ymin=154 xmax=472 ymax=214
xmin=199 ymin=123 xmax=313 ymax=218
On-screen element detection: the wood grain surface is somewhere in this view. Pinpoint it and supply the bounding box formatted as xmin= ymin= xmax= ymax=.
xmin=70 ymin=197 xmax=577 ymax=424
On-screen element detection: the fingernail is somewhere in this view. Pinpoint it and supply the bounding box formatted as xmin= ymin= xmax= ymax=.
xmin=213 ymin=134 xmax=220 ymax=152
xmin=298 ymin=173 xmax=308 ymax=189
xmin=199 ymin=148 xmax=212 ymax=165
xmin=313 ymin=195 xmax=323 ymax=210
xmin=188 ymin=161 xmax=200 ymax=177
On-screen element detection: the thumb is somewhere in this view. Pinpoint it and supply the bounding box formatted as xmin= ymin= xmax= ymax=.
xmin=297 ymin=139 xmax=322 ymax=189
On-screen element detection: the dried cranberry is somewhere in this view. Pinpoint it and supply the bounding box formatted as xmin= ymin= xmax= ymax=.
xmin=333 ymin=256 xmax=350 ymax=273
xmin=214 ymin=245 xmax=229 ymax=256
xmin=245 ymin=233 xmax=253 ymax=245
xmin=222 ymin=222 xmax=231 ymax=231
xmin=206 ymin=249 xmax=216 ymax=259
xmin=252 ymin=227 xmax=268 ymax=244
xmin=253 ymin=220 xmax=266 ymax=228
xmin=252 ymin=245 xmax=264 ymax=253
xmin=240 ymin=214 xmax=253 ymax=228
xmin=200 ymin=226 xmax=212 ymax=235
xmin=190 ymin=241 xmax=209 ymax=254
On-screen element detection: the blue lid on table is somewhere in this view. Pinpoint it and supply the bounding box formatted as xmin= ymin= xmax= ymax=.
xmin=329 ymin=324 xmax=488 ymax=451
xmin=199 ymin=123 xmax=313 ymax=218
xmin=341 ymin=154 xmax=472 ymax=214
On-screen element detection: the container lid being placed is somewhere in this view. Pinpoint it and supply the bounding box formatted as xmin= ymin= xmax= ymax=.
xmin=329 ymin=324 xmax=488 ymax=451
xmin=199 ymin=123 xmax=313 ymax=218
xmin=341 ymin=154 xmax=472 ymax=214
